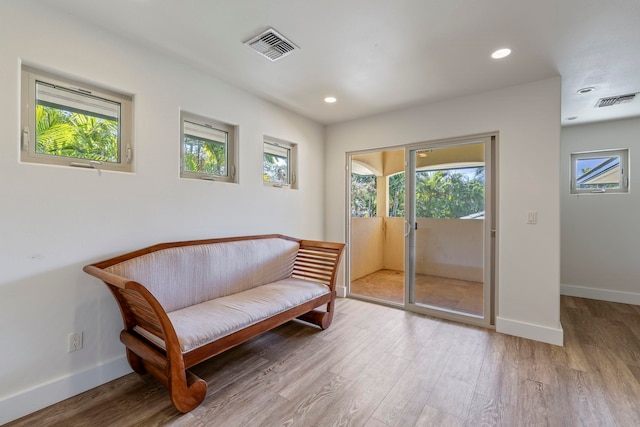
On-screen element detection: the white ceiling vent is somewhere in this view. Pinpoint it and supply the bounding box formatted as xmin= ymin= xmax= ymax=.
xmin=244 ymin=28 xmax=298 ymax=61
xmin=596 ymin=93 xmax=637 ymax=108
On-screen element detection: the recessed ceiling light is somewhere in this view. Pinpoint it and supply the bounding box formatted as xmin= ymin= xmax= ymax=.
xmin=566 ymin=116 xmax=578 ymax=121
xmin=324 ymin=96 xmax=337 ymax=103
xmin=491 ymin=48 xmax=511 ymax=59
xmin=576 ymin=87 xmax=596 ymax=94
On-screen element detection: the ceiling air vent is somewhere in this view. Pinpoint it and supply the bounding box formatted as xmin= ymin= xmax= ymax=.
xmin=244 ymin=28 xmax=298 ymax=61
xmin=596 ymin=93 xmax=637 ymax=108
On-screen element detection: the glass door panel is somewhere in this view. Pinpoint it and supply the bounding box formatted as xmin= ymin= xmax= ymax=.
xmin=346 ymin=135 xmax=495 ymax=328
xmin=348 ymin=149 xmax=405 ymax=306
xmin=406 ymin=138 xmax=493 ymax=325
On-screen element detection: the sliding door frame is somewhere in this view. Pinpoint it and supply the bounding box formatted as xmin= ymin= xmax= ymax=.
xmin=404 ymin=133 xmax=497 ymax=328
xmin=345 ymin=133 xmax=498 ymax=329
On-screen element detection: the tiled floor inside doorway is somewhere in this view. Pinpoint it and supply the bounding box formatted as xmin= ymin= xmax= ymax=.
xmin=350 ymin=269 xmax=483 ymax=316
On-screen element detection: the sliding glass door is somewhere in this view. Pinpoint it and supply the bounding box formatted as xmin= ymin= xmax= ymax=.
xmin=346 ymin=134 xmax=496 ymax=327
xmin=405 ymin=136 xmax=495 ymax=326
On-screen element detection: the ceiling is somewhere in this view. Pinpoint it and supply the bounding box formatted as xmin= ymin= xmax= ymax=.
xmin=35 ymin=0 xmax=640 ymax=126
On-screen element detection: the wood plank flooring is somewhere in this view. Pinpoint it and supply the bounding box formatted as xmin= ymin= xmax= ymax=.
xmin=7 ymin=296 xmax=640 ymax=426
xmin=351 ymin=269 xmax=483 ymax=316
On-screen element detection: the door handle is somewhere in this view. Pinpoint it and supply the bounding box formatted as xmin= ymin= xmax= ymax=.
xmin=404 ymin=220 xmax=411 ymax=237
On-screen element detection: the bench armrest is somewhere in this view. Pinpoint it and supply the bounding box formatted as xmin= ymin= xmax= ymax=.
xmin=83 ymin=264 xmax=179 ymax=355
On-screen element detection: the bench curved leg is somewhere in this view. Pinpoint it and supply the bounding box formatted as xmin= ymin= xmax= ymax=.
xmin=169 ymin=370 xmax=208 ymax=413
xmin=297 ymin=307 xmax=334 ymax=330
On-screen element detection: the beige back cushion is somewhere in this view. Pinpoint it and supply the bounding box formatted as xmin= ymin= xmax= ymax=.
xmin=105 ymin=238 xmax=299 ymax=312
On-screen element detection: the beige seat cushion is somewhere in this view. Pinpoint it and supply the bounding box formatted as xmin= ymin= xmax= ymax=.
xmin=140 ymin=278 xmax=329 ymax=353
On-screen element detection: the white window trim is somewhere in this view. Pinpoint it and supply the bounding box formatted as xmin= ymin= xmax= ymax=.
xmin=263 ymin=136 xmax=297 ymax=189
xmin=180 ymin=111 xmax=237 ymax=183
xmin=570 ymin=148 xmax=629 ymax=194
xmin=20 ymin=65 xmax=133 ymax=172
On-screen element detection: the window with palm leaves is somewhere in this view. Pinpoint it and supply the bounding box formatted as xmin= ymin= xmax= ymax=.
xmin=180 ymin=112 xmax=236 ymax=182
xmin=21 ymin=66 xmax=133 ymax=172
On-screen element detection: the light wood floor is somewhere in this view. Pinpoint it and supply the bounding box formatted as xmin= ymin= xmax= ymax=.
xmin=351 ymin=269 xmax=483 ymax=316
xmin=8 ymin=296 xmax=640 ymax=426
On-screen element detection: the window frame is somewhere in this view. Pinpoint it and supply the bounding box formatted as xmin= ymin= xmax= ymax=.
xmin=180 ymin=111 xmax=237 ymax=183
xmin=570 ymin=149 xmax=629 ymax=194
xmin=263 ymin=136 xmax=297 ymax=189
xmin=20 ymin=65 xmax=133 ymax=172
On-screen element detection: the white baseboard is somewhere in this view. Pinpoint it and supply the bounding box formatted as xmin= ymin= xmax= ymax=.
xmin=496 ymin=316 xmax=564 ymax=346
xmin=0 ymin=355 xmax=131 ymax=425
xmin=336 ymin=285 xmax=347 ymax=298
xmin=561 ymin=284 xmax=640 ymax=306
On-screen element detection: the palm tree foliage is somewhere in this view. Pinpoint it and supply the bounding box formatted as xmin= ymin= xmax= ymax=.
xmin=415 ymin=168 xmax=484 ymax=219
xmin=388 ymin=167 xmax=484 ymax=219
xmin=183 ymin=135 xmax=226 ymax=175
xmin=35 ymin=105 xmax=119 ymax=162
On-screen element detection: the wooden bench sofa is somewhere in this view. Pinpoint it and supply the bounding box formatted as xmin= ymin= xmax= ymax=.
xmin=83 ymin=234 xmax=344 ymax=413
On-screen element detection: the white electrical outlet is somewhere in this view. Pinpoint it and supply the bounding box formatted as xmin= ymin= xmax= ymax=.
xmin=68 ymin=332 xmax=83 ymax=352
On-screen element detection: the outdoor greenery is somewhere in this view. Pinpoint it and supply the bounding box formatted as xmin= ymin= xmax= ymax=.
xmin=351 ymin=173 xmax=377 ymax=217
xmin=388 ymin=173 xmax=405 ymax=217
xmin=183 ymin=135 xmax=226 ymax=175
xmin=414 ymin=168 xmax=484 ymax=218
xmin=387 ymin=167 xmax=485 ymax=219
xmin=264 ymin=153 xmax=289 ymax=183
xmin=35 ymin=104 xmax=118 ymax=162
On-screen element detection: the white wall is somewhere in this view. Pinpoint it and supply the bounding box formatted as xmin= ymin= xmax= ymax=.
xmin=326 ymin=77 xmax=563 ymax=346
xmin=561 ymin=117 xmax=640 ymax=304
xmin=0 ymin=3 xmax=326 ymax=423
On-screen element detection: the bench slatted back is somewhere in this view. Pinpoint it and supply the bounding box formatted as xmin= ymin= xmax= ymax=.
xmin=119 ymin=288 xmax=166 ymax=338
xmin=293 ymin=241 xmax=343 ymax=289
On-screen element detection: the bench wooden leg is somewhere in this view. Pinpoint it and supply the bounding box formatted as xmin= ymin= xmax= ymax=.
xmin=141 ymin=357 xmax=208 ymax=413
xmin=169 ymin=370 xmax=207 ymax=413
xmin=121 ymin=331 xmax=207 ymax=412
xmin=297 ymin=306 xmax=334 ymax=330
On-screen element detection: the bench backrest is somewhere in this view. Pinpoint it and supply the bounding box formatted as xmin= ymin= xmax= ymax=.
xmin=104 ymin=238 xmax=299 ymax=312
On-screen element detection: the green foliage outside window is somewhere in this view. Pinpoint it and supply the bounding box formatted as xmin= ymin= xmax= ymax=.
xmin=183 ymin=135 xmax=226 ymax=176
xmin=263 ymin=152 xmax=289 ymax=183
xmin=388 ymin=167 xmax=484 ymax=219
xmin=388 ymin=173 xmax=405 ymax=218
xmin=415 ymin=168 xmax=484 ymax=218
xmin=35 ymin=105 xmax=118 ymax=162
xmin=351 ymin=173 xmax=377 ymax=217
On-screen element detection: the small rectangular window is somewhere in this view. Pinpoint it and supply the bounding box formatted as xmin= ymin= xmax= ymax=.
xmin=571 ymin=149 xmax=629 ymax=194
xmin=21 ymin=65 xmax=133 ymax=172
xmin=180 ymin=111 xmax=237 ymax=183
xmin=263 ymin=137 xmax=297 ymax=188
